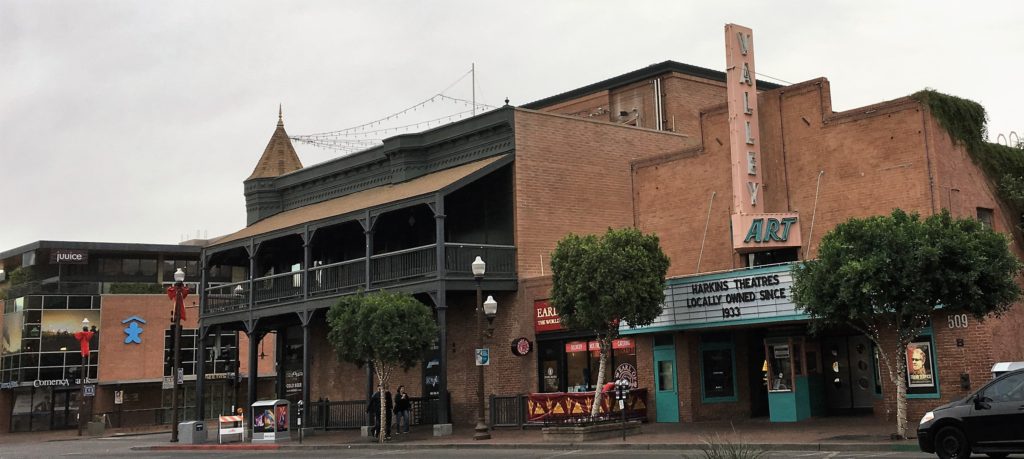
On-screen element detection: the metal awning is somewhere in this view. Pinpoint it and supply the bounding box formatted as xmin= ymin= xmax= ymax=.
xmin=209 ymin=154 xmax=509 ymax=247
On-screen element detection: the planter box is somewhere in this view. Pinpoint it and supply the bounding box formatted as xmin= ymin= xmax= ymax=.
xmin=87 ymin=421 xmax=106 ymax=436
xmin=541 ymin=420 xmax=641 ymax=442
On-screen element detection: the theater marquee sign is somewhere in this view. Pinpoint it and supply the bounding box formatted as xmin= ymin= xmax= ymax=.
xmin=622 ymin=264 xmax=807 ymax=333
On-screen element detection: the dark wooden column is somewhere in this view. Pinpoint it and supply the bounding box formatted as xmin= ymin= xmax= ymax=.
xmin=247 ymin=329 xmax=260 ymax=409
xmin=433 ymin=197 xmax=449 ymax=424
xmin=195 ymin=325 xmax=208 ymax=421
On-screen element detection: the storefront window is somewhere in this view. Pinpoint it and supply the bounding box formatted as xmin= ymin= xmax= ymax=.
xmin=565 ymin=341 xmax=590 ymax=392
xmin=612 ymin=338 xmax=638 ymax=388
xmin=701 ymin=346 xmax=735 ymax=400
xmin=538 ymin=337 xmax=638 ymax=393
xmin=700 ymin=335 xmax=736 ymax=402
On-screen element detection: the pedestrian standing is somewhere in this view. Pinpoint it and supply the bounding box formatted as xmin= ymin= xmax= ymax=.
xmin=393 ymin=385 xmax=411 ymax=434
xmin=367 ymin=389 xmax=381 ymax=439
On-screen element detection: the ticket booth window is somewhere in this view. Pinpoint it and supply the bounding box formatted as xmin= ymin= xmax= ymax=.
xmin=766 ymin=337 xmax=805 ymax=392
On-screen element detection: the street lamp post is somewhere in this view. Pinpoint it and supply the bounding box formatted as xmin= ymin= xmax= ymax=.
xmin=472 ymin=256 xmax=497 ymax=440
xmin=167 ymin=268 xmax=190 ymax=442
xmin=74 ymin=318 xmax=94 ymax=437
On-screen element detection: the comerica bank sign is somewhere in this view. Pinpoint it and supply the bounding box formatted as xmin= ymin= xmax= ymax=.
xmin=621 ymin=263 xmax=807 ymax=334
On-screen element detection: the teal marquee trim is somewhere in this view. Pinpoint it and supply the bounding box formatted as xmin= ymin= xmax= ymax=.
xmin=621 ymin=314 xmax=808 ymax=335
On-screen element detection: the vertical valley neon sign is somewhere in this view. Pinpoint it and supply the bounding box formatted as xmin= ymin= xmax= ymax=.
xmin=725 ymin=24 xmax=801 ymax=252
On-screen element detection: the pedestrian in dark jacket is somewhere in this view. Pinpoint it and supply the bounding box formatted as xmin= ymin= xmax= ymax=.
xmin=367 ymin=390 xmax=382 ymax=438
xmin=393 ymin=385 xmax=411 ymax=434
xmin=366 ymin=389 xmax=393 ymax=440
xmin=383 ymin=390 xmax=393 ymax=439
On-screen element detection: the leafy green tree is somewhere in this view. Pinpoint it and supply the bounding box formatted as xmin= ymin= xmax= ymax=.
xmin=326 ymin=291 xmax=439 ymax=443
xmin=550 ymin=227 xmax=670 ymax=418
xmin=792 ymin=209 xmax=1021 ymax=438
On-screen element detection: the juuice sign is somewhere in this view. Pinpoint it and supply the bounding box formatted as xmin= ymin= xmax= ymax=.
xmin=622 ymin=264 xmax=807 ymax=333
xmin=50 ymin=249 xmax=89 ymax=265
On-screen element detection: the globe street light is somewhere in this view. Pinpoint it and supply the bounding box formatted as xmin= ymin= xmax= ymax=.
xmin=167 ymin=268 xmax=190 ymax=442
xmin=472 ymin=256 xmax=497 ymax=440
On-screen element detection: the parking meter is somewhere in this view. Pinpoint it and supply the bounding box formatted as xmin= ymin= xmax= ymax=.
xmin=614 ymin=378 xmax=631 ymax=440
xmin=297 ymin=400 xmax=304 ymax=443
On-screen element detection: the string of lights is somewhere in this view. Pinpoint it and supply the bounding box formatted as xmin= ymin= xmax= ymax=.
xmin=292 ymin=108 xmax=481 ymax=152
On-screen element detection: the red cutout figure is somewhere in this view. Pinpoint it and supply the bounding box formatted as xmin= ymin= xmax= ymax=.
xmin=167 ymin=284 xmax=190 ymax=321
xmin=74 ymin=327 xmax=94 ymax=357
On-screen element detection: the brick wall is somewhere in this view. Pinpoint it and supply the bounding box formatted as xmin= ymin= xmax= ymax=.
xmin=512 ymin=109 xmax=691 ymax=279
xmin=99 ymin=295 xmax=274 ymax=383
xmin=925 ymin=112 xmax=1024 ymax=361
xmin=870 ymin=310 xmax=996 ymax=426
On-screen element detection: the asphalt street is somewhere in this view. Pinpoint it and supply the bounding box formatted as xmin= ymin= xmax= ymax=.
xmin=0 ymin=433 xmax=958 ymax=459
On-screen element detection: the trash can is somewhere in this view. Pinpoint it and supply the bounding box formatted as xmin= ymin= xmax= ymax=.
xmin=178 ymin=420 xmax=207 ymax=444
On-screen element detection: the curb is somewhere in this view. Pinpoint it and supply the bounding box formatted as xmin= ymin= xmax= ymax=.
xmin=131 ymin=441 xmax=920 ymax=452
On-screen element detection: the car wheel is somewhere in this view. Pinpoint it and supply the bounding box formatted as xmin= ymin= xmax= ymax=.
xmin=984 ymin=454 xmax=1008 ymax=459
xmin=934 ymin=426 xmax=971 ymax=459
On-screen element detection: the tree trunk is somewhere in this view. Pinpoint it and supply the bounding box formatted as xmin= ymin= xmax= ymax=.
xmin=895 ymin=346 xmax=909 ymax=439
xmin=373 ymin=360 xmax=392 ymax=444
xmin=589 ymin=337 xmax=610 ymax=419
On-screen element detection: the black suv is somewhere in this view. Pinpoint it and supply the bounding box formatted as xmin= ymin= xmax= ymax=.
xmin=918 ymin=368 xmax=1024 ymax=459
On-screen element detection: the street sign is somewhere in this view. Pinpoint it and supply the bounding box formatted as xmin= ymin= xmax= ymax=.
xmin=162 ymin=376 xmax=173 ymax=389
xmin=83 ymin=385 xmax=95 ymax=397
xmin=475 ymin=348 xmax=490 ymax=366
xmin=114 ymin=390 xmax=123 ymax=405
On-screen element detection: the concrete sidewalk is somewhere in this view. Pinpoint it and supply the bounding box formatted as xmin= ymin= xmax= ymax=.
xmin=128 ymin=416 xmax=921 ymax=452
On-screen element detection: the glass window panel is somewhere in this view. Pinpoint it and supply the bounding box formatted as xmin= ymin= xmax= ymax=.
xmin=18 ymin=367 xmax=37 ymax=381
xmin=566 ymin=349 xmax=589 ymax=392
xmin=101 ymin=258 xmax=121 ymax=276
xmin=122 ymin=259 xmax=140 ymax=276
xmin=702 ymin=348 xmax=734 ymax=398
xmin=26 ymin=310 xmax=41 ymax=324
xmin=38 ymin=367 xmax=63 ymax=381
xmin=40 ymin=353 xmax=64 ymax=367
xmin=43 ymin=296 xmax=67 ymax=309
xmin=658 ymin=360 xmax=674 ymax=390
xmin=589 ymin=350 xmax=601 ymax=388
xmin=140 ymin=259 xmax=158 ymax=276
xmin=612 ymin=347 xmax=638 ymax=388
xmin=67 ymin=296 xmax=92 ymax=310
xmin=26 ymin=296 xmax=42 ymax=310
xmin=767 ymin=341 xmax=793 ymax=392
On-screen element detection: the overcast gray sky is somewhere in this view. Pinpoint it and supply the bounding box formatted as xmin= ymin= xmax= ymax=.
xmin=2 ymin=0 xmax=1021 ymax=251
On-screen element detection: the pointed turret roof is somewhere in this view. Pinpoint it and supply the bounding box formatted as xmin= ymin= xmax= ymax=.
xmin=247 ymin=105 xmax=303 ymax=180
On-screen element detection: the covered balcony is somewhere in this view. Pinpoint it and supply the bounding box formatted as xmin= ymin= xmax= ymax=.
xmin=200 ymin=155 xmax=516 ymax=325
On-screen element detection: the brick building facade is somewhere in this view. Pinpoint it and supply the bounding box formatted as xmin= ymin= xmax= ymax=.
xmin=196 ymin=28 xmax=1023 ymax=432
xmin=0 ymin=242 xmax=276 ymax=432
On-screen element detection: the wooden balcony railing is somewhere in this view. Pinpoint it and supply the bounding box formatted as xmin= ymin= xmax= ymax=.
xmin=202 ymin=242 xmax=516 ymax=317
xmin=444 ymin=243 xmax=516 ymax=277
xmin=204 ymin=280 xmax=249 ymax=315
xmin=369 ymin=244 xmax=436 ymax=288
xmin=309 ymin=258 xmax=365 ymax=296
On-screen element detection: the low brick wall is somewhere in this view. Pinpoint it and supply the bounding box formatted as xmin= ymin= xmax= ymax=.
xmin=541 ymin=420 xmax=641 ymax=442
